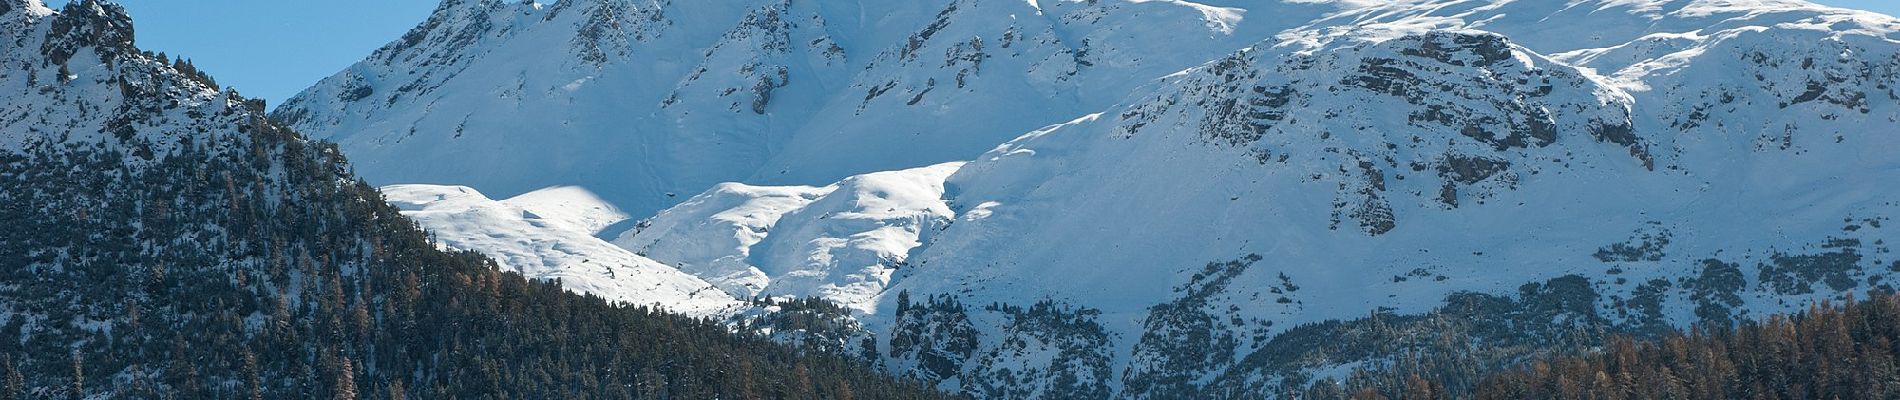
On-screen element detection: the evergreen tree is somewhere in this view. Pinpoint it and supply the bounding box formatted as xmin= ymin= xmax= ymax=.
xmin=1 ymin=356 xmax=20 ymax=400
xmin=68 ymin=351 xmax=82 ymax=400
xmin=335 ymin=358 xmax=357 ymax=400
xmin=1331 ymin=294 xmax=1900 ymax=399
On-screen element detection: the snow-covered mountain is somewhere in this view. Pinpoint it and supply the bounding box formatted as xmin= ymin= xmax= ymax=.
xmin=891 ymin=14 xmax=1900 ymax=396
xmin=274 ymin=0 xmax=1350 ymax=218
xmin=278 ymin=0 xmax=1900 ymax=398
xmin=613 ymin=162 xmax=963 ymax=313
xmin=382 ymin=184 xmax=741 ymax=315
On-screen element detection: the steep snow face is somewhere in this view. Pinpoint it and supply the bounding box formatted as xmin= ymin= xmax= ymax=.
xmin=913 ymin=28 xmax=1645 ymax=308
xmin=1293 ymin=0 xmax=1900 ymax=74
xmin=274 ymin=0 xmax=760 ymax=219
xmin=274 ymin=0 xmax=1892 ymax=220
xmin=274 ymin=0 xmax=1357 ymax=218
xmin=1584 ymin=9 xmax=1900 ymax=156
xmin=382 ymin=185 xmax=742 ymax=316
xmin=616 ymin=163 xmax=964 ymax=312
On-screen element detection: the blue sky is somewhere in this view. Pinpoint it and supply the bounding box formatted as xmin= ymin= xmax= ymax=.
xmin=45 ymin=0 xmax=438 ymax=107
xmin=39 ymin=0 xmax=1900 ymax=106
xmin=1820 ymin=0 xmax=1900 ymax=16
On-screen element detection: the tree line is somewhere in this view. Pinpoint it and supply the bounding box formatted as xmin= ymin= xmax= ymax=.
xmin=1321 ymin=293 xmax=1900 ymax=399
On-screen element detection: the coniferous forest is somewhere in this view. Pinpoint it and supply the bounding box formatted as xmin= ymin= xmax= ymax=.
xmin=0 ymin=114 xmax=956 ymax=399
xmin=0 ymin=3 xmax=954 ymax=394
xmin=1314 ymin=293 xmax=1900 ymax=399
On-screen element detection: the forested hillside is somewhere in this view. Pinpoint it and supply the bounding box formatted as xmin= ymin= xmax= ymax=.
xmin=0 ymin=1 xmax=952 ymax=398
xmin=1483 ymin=294 xmax=1900 ymax=399
xmin=1314 ymin=292 xmax=1900 ymax=399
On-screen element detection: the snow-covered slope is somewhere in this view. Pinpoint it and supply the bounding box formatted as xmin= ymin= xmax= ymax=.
xmin=382 ymin=184 xmax=740 ymax=315
xmin=376 ymin=163 xmax=962 ymax=316
xmin=911 ymin=27 xmax=1643 ymax=312
xmin=614 ymin=162 xmax=963 ymax=313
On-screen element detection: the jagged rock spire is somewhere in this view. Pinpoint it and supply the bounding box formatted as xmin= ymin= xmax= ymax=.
xmin=42 ymin=0 xmax=135 ymax=65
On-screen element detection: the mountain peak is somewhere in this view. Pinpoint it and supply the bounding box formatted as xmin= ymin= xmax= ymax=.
xmin=57 ymin=0 xmax=129 ymax=21
xmin=41 ymin=0 xmax=134 ymax=65
xmin=431 ymin=0 xmax=511 ymax=13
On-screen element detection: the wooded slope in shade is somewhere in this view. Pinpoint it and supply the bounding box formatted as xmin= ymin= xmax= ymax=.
xmin=0 ymin=1 xmax=955 ymax=398
xmin=1319 ymin=292 xmax=1900 ymax=399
